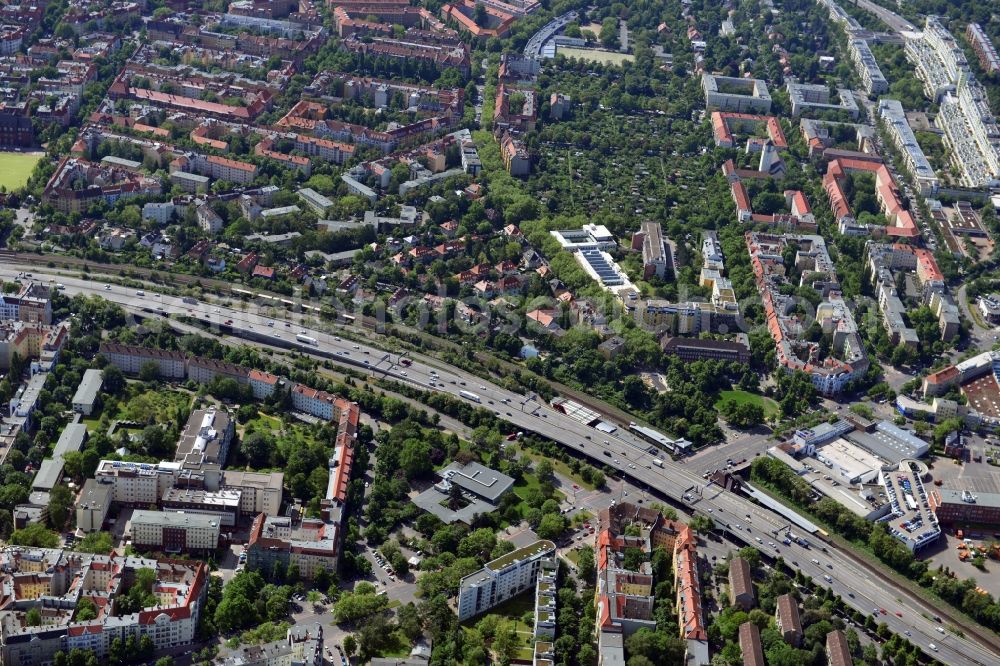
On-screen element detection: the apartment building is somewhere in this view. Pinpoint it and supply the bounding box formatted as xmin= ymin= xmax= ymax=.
xmin=848 ymin=38 xmax=888 ymax=95
xmin=188 ymin=357 xmax=249 ymax=387
xmin=702 ymin=74 xmax=771 ymax=113
xmin=248 ymin=369 xmax=280 ymax=400
xmin=246 ymin=511 xmax=342 ymax=579
xmin=775 ymin=593 xmax=802 ymax=645
xmin=747 ymin=232 xmax=868 ymax=395
xmin=0 ymin=550 xmax=207 ymax=666
xmin=457 ymin=540 xmax=556 ymax=621
xmin=786 ymin=82 xmax=859 ymax=119
xmin=826 ymin=630 xmax=854 ymax=666
xmin=739 ymin=622 xmax=765 ymax=666
xmin=967 ymin=23 xmax=1000 ymax=75
xmin=98 ymin=342 xmax=187 ymax=379
xmin=0 ymin=322 xmax=67 ymax=372
xmin=497 ymin=128 xmax=530 ymax=176
xmin=0 ymin=281 xmax=52 ymax=324
xmin=196 ymin=203 xmax=225 ymax=234
xmin=635 ymin=221 xmax=672 ymax=279
xmin=291 ymin=383 xmax=338 ymax=420
xmin=728 ymin=557 xmax=755 ymax=611
xmin=130 ymin=510 xmax=222 ymax=553
xmin=675 ymin=525 xmax=708 ymax=665
xmin=878 ymin=98 xmax=938 ymax=196
xmin=905 ymin=17 xmax=1000 ymax=188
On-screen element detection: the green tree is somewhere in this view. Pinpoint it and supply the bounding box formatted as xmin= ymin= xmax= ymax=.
xmin=138 ymin=361 xmax=160 ymax=382
xmin=75 ymin=532 xmax=114 ymax=554
xmin=10 ymin=522 xmax=59 ymax=547
xmin=342 ymin=635 xmax=357 ymax=658
xmin=576 ymin=545 xmax=596 ymax=582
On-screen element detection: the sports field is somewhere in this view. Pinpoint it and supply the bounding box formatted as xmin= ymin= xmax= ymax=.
xmin=0 ymin=152 xmax=43 ymax=190
xmin=556 ymin=46 xmax=634 ymax=66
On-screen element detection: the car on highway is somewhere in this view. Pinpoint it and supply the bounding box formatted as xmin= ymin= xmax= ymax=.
xmin=928 ymin=643 xmax=937 ymax=652
xmin=755 ymin=537 xmax=763 ymax=544
xmin=895 ymin=611 xmax=902 ymax=618
xmin=936 ymin=626 xmax=945 ymax=634
xmin=824 ymin=575 xmax=832 ymax=583
xmin=811 ymin=558 xmax=820 ymax=565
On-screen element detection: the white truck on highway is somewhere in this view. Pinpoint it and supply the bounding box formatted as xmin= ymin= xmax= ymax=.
xmin=459 ymin=390 xmax=482 ymax=403
xmin=652 ymin=458 xmax=664 ymax=468
xmin=296 ymin=333 xmax=319 ymax=346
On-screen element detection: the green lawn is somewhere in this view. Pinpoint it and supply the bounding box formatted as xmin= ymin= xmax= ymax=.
xmin=369 ymin=629 xmax=411 ymax=658
xmin=0 ymin=152 xmax=43 ymax=190
xmin=512 ymin=472 xmax=566 ymax=516
xmin=557 ymin=46 xmax=635 ymax=66
xmin=715 ymin=390 xmax=780 ymax=417
xmin=511 ymin=444 xmax=598 ymax=490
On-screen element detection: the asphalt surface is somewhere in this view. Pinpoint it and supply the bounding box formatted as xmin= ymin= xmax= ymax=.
xmin=8 ymin=265 xmax=999 ymax=666
xmin=851 ymin=0 xmax=916 ymax=33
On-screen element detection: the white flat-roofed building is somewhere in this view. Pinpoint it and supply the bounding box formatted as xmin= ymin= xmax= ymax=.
xmin=95 ymin=459 xmax=182 ymax=506
xmin=71 ymin=368 xmax=102 ymax=416
xmin=259 ymin=205 xmax=302 ymax=220
xmin=32 ymin=423 xmax=88 ymax=491
xmin=76 ymin=478 xmax=112 ymax=532
xmin=457 ymin=540 xmax=556 ymax=621
xmin=786 ymin=82 xmax=859 ymax=119
xmin=142 ymin=202 xmax=175 ymax=225
xmin=297 ymin=187 xmax=334 ymax=216
xmin=848 ymin=39 xmax=888 ymax=95
xmin=175 ymin=408 xmax=234 ymax=466
xmin=814 ymin=438 xmax=883 ymax=484
xmin=169 ymin=170 xmax=211 ymax=193
xmin=702 ymin=74 xmax=772 ymax=113
xmin=878 ymin=99 xmax=939 ymax=196
xmin=550 ymin=224 xmax=616 ymax=252
xmin=846 ymin=421 xmax=929 ymax=464
xmin=131 ymin=509 xmax=221 ymax=553
xmin=222 ymin=470 xmax=283 ymax=516
xmin=160 ymin=487 xmax=241 ymax=527
xmin=341 ymin=174 xmax=377 ymax=202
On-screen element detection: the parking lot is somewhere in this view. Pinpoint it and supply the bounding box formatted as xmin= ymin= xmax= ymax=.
xmin=928 ymin=450 xmax=1000 ymax=495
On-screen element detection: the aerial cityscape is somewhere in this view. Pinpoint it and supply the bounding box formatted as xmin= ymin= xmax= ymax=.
xmin=1 ymin=0 xmax=1000 ymax=665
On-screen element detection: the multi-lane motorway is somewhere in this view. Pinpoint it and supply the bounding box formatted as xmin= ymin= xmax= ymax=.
xmin=7 ymin=265 xmax=999 ymax=665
